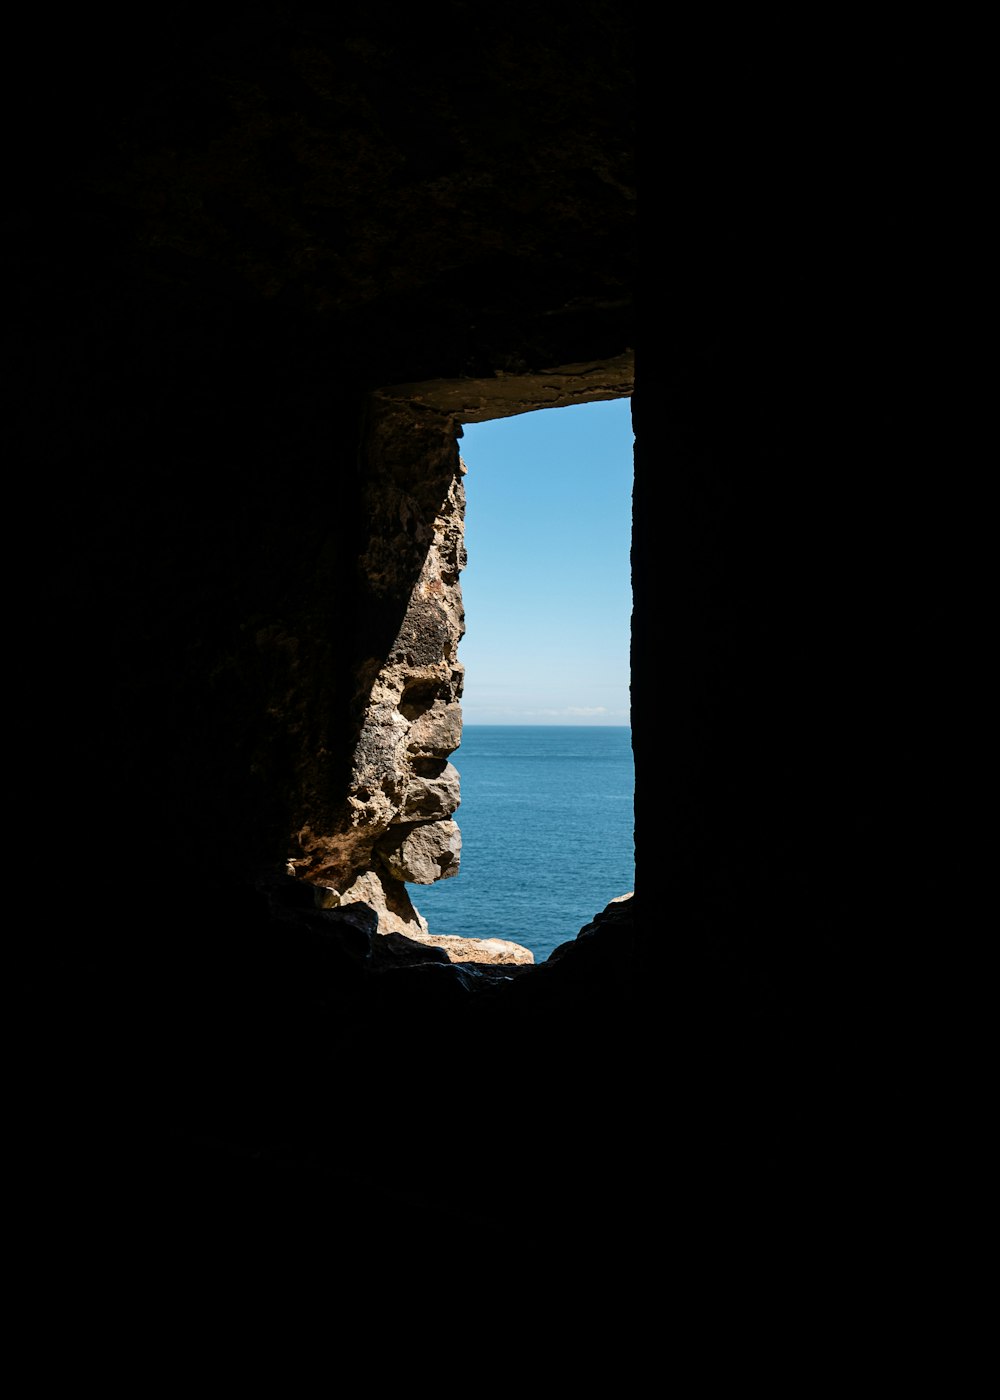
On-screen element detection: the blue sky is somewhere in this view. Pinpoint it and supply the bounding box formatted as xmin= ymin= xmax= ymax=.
xmin=456 ymin=395 xmax=634 ymax=726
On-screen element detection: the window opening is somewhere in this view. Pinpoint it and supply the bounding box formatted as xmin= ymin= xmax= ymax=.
xmin=407 ymin=397 xmax=635 ymax=964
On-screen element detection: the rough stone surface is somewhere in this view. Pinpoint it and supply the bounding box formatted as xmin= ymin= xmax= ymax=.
xmin=377 ymin=818 xmax=462 ymax=885
xmin=336 ymin=869 xmax=430 ymax=938
xmin=404 ymin=701 xmax=463 ymax=757
xmin=280 ymin=415 xmax=469 ymax=933
xmin=394 ymin=931 xmax=535 ymax=967
xmin=396 ymin=761 xmax=461 ymax=822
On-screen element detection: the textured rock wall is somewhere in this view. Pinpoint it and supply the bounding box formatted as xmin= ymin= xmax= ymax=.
xmin=287 ymin=399 xmax=469 ymax=935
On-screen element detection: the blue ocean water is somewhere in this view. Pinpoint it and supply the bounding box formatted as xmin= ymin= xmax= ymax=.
xmin=407 ymin=725 xmax=635 ymax=963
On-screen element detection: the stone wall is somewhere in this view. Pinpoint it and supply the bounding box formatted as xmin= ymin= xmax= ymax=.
xmin=288 ymin=397 xmax=469 ymax=935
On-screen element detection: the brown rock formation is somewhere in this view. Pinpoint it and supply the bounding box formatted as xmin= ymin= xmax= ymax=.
xmin=283 ymin=399 xmax=471 ymax=935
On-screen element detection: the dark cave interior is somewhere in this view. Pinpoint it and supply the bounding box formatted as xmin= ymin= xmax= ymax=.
xmin=11 ymin=10 xmax=953 ymax=1281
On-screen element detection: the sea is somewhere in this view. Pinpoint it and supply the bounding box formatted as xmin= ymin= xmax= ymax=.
xmin=407 ymin=725 xmax=635 ymax=964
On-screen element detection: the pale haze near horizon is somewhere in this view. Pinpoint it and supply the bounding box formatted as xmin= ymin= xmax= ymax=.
xmin=456 ymin=396 xmax=633 ymax=726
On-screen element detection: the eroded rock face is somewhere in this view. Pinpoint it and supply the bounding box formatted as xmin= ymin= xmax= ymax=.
xmin=405 ymin=700 xmax=463 ymax=758
xmin=287 ymin=865 xmax=537 ymax=961
xmin=401 ymin=931 xmax=535 ymax=967
xmin=377 ymin=818 xmax=461 ymax=884
xmin=285 ymin=402 xmax=468 ymax=937
xmin=397 ymin=761 xmax=460 ymax=821
xmin=335 ymin=869 xmax=430 ymax=938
